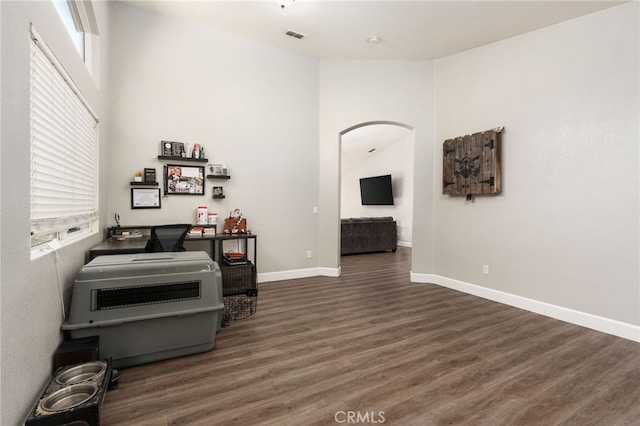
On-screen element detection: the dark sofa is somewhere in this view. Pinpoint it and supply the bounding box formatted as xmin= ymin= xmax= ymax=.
xmin=341 ymin=217 xmax=397 ymax=255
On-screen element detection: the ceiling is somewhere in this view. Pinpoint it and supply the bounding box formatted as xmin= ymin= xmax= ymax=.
xmin=119 ymin=0 xmax=625 ymax=169
xmin=120 ymin=0 xmax=624 ymax=61
xmin=341 ymin=124 xmax=412 ymax=171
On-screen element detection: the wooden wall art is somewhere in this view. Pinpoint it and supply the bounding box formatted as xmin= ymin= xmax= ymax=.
xmin=442 ymin=127 xmax=502 ymax=197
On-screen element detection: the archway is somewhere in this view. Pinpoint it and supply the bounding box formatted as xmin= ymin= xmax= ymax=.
xmin=339 ymin=121 xmax=415 ymax=261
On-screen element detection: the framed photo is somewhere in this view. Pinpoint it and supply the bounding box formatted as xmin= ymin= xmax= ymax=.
xmin=131 ymin=188 xmax=161 ymax=209
xmin=165 ymin=164 xmax=205 ymax=195
xmin=161 ymin=141 xmax=173 ymax=156
xmin=171 ymin=142 xmax=185 ymax=157
xmin=207 ymin=163 xmax=226 ymax=176
xmin=144 ymin=168 xmax=156 ymax=183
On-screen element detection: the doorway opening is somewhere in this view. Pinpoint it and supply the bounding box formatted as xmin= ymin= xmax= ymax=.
xmin=339 ymin=121 xmax=415 ymax=260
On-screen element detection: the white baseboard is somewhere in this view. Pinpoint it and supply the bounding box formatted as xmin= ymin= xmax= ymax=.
xmin=411 ymin=272 xmax=640 ymax=343
xmin=397 ymin=241 xmax=412 ymax=248
xmin=259 ymin=266 xmax=341 ymax=283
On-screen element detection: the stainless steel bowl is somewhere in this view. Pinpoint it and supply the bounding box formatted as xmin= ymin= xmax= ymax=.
xmin=54 ymin=362 xmax=106 ymax=385
xmin=40 ymin=383 xmax=98 ymax=412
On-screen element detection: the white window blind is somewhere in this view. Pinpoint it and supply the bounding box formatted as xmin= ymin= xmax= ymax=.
xmin=30 ymin=27 xmax=98 ymax=246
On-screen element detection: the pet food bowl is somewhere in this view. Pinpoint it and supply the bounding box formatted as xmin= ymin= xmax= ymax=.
xmin=40 ymin=383 xmax=98 ymax=412
xmin=54 ymin=362 xmax=106 ymax=385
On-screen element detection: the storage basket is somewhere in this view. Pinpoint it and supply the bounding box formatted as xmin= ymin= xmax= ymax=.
xmin=220 ymin=260 xmax=257 ymax=325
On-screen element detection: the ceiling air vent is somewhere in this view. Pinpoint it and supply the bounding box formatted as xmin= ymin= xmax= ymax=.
xmin=285 ymin=29 xmax=305 ymax=39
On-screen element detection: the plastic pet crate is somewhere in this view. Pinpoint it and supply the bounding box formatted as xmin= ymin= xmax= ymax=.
xmin=62 ymin=251 xmax=224 ymax=368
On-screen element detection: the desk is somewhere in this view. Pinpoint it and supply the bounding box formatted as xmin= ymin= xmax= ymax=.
xmin=88 ymin=233 xmax=257 ymax=267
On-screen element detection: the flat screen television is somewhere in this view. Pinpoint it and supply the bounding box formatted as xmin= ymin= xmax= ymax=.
xmin=360 ymin=174 xmax=394 ymax=205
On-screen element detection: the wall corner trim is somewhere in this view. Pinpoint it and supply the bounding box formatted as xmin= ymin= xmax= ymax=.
xmin=410 ymin=272 xmax=640 ymax=343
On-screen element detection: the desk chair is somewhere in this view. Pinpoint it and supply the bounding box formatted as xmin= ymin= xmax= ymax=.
xmin=145 ymin=224 xmax=191 ymax=252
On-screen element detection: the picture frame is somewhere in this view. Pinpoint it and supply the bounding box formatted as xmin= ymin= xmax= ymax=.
xmin=207 ymin=163 xmax=226 ymax=176
xmin=144 ymin=168 xmax=156 ymax=183
xmin=161 ymin=141 xmax=173 ymax=156
xmin=171 ymin=142 xmax=185 ymax=157
xmin=165 ymin=164 xmax=205 ymax=195
xmin=131 ymin=188 xmax=161 ymax=209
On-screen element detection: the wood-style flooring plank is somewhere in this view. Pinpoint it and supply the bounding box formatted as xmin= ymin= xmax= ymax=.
xmin=100 ymin=248 xmax=640 ymax=425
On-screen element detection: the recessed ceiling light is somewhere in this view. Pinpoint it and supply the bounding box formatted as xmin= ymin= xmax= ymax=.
xmin=365 ymin=36 xmax=382 ymax=45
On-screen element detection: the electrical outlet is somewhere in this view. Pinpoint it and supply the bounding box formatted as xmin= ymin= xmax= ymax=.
xmin=307 ymin=250 xmax=312 ymax=258
xmin=313 ymin=206 xmax=318 ymax=214
xmin=482 ymin=264 xmax=490 ymax=275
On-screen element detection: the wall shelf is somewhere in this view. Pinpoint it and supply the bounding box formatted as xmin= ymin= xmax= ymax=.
xmin=157 ymin=155 xmax=208 ymax=163
xmin=207 ymin=175 xmax=230 ymax=179
xmin=212 ymin=195 xmax=226 ymax=199
xmin=130 ymin=181 xmax=159 ymax=186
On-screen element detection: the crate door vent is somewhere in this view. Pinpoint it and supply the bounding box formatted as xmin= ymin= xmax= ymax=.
xmin=92 ymin=281 xmax=201 ymax=311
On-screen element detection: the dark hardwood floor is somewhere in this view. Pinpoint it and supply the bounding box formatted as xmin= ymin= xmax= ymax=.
xmin=100 ymin=247 xmax=640 ymax=425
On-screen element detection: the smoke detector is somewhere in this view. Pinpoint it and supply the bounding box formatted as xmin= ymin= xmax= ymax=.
xmin=365 ymin=36 xmax=382 ymax=45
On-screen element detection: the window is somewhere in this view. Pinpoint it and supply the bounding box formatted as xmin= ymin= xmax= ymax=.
xmin=30 ymin=27 xmax=99 ymax=250
xmin=52 ymin=0 xmax=99 ymax=70
xmin=52 ymin=0 xmax=85 ymax=60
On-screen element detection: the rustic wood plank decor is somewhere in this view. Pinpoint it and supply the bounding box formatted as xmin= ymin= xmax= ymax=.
xmin=443 ymin=128 xmax=502 ymax=196
xmin=100 ymin=248 xmax=640 ymax=425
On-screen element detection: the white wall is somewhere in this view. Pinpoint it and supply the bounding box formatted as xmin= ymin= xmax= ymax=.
xmin=418 ymin=3 xmax=639 ymax=333
xmin=0 ymin=2 xmax=110 ymax=425
xmin=341 ymin=133 xmax=414 ymax=245
xmin=108 ymin=3 xmax=319 ymax=277
xmin=318 ymin=60 xmax=435 ymax=271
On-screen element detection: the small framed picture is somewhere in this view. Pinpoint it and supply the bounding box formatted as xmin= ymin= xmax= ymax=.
xmin=207 ymin=163 xmax=226 ymax=176
xmin=171 ymin=142 xmax=185 ymax=157
xmin=213 ymin=186 xmax=224 ymax=196
xmin=144 ymin=168 xmax=156 ymax=183
xmin=161 ymin=141 xmax=173 ymax=156
xmin=131 ymin=188 xmax=161 ymax=209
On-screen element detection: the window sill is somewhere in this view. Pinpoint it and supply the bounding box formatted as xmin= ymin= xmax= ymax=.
xmin=31 ymin=228 xmax=98 ymax=261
